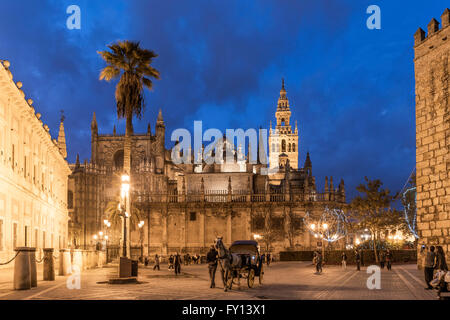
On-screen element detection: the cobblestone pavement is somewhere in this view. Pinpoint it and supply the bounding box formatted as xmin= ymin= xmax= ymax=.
xmin=0 ymin=262 xmax=439 ymax=300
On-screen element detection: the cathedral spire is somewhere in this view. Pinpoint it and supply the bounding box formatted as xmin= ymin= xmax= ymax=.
xmin=157 ymin=109 xmax=164 ymax=123
xmin=91 ymin=112 xmax=98 ymax=134
xmin=57 ymin=111 xmax=67 ymax=159
xmin=304 ymin=151 xmax=312 ymax=172
xmin=75 ymin=153 xmax=80 ymax=169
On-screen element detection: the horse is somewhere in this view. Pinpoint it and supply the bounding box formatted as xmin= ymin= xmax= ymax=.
xmin=215 ymin=237 xmax=242 ymax=291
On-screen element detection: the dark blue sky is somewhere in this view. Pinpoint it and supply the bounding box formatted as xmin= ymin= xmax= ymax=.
xmin=1 ymin=1 xmax=447 ymax=199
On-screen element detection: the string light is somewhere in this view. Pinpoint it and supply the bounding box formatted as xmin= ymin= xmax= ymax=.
xmin=304 ymin=207 xmax=347 ymax=242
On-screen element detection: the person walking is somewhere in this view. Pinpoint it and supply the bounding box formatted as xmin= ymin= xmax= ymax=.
xmin=341 ymin=252 xmax=347 ymax=269
xmin=360 ymin=249 xmax=364 ymax=267
xmin=355 ymin=250 xmax=361 ymax=271
xmin=316 ymin=251 xmax=323 ymax=274
xmin=435 ymin=246 xmax=448 ymax=271
xmin=168 ymin=254 xmax=174 ymax=270
xmin=266 ymin=253 xmax=271 ymax=266
xmin=206 ymin=245 xmax=218 ymax=288
xmin=424 ymin=246 xmax=436 ymax=290
xmin=435 ymin=246 xmax=448 ymax=298
xmin=144 ymin=256 xmax=149 ymax=268
xmin=379 ymin=251 xmax=386 ymax=269
xmin=385 ymin=249 xmax=392 ymax=271
xmin=174 ymin=252 xmax=182 ymax=275
xmin=153 ymin=254 xmax=160 ymax=271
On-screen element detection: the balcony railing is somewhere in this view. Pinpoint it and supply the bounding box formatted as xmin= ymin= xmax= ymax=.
xmin=131 ymin=190 xmax=345 ymax=204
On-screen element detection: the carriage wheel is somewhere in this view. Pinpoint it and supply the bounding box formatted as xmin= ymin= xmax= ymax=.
xmin=247 ymin=269 xmax=255 ymax=288
xmin=259 ymin=265 xmax=264 ymax=285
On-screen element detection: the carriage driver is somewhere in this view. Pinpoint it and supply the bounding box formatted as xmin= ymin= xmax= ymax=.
xmin=207 ymin=245 xmax=219 ymax=288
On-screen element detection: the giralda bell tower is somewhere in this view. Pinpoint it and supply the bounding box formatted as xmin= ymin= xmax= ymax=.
xmin=269 ymin=79 xmax=299 ymax=170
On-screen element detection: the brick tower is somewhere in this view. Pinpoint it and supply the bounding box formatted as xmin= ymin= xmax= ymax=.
xmin=414 ymin=8 xmax=450 ymax=267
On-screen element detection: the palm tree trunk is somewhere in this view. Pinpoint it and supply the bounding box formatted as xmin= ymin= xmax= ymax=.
xmin=123 ymin=111 xmax=133 ymax=258
xmin=124 ymin=113 xmax=133 ymax=174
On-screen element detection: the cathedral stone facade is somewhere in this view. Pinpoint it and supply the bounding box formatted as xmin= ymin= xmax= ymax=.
xmin=415 ymin=9 xmax=450 ymax=266
xmin=68 ymin=81 xmax=346 ymax=257
xmin=0 ymin=60 xmax=71 ymax=268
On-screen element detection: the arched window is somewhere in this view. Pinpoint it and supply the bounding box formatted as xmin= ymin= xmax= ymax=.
xmin=292 ymin=143 xmax=296 ymax=152
xmin=113 ymin=150 xmax=124 ymax=169
xmin=272 ymin=143 xmax=275 ymax=152
xmin=281 ymin=118 xmax=285 ymax=126
xmin=281 ymin=140 xmax=286 ymax=153
xmin=288 ymin=143 xmax=291 ymax=152
xmin=67 ymin=190 xmax=73 ymax=209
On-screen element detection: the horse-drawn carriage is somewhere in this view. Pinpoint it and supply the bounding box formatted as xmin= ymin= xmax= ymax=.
xmin=215 ymin=238 xmax=264 ymax=291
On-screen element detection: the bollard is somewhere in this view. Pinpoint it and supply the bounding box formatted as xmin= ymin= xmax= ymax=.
xmin=59 ymin=249 xmax=72 ymax=276
xmin=91 ymin=251 xmax=97 ymax=268
xmin=29 ymin=248 xmax=37 ymax=287
xmin=13 ymin=247 xmax=32 ymax=290
xmin=43 ymin=248 xmax=55 ymax=281
xmin=98 ymin=251 xmax=104 ymax=268
xmin=72 ymin=249 xmax=83 ymax=272
xmin=89 ymin=251 xmax=95 ymax=269
xmin=81 ymin=250 xmax=88 ymax=270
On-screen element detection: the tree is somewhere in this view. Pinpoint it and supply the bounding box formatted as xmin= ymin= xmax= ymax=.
xmin=348 ymin=177 xmax=405 ymax=263
xmin=104 ymin=199 xmax=144 ymax=240
xmin=98 ymin=40 xmax=160 ymax=175
xmin=285 ymin=208 xmax=304 ymax=248
xmin=259 ymin=209 xmax=280 ymax=253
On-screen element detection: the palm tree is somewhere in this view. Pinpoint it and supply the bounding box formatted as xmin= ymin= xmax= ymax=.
xmin=98 ymin=40 xmax=160 ymax=174
xmin=104 ymin=199 xmax=144 ymax=241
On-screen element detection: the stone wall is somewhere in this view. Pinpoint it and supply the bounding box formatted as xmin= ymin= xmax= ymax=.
xmin=414 ymin=9 xmax=450 ymax=267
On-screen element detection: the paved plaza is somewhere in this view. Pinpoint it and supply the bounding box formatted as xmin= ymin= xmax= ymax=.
xmin=0 ymin=261 xmax=439 ymax=300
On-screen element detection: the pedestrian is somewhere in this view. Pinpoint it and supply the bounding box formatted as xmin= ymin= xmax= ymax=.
xmin=355 ymin=249 xmax=361 ymax=271
xmin=206 ymin=245 xmax=218 ymax=288
xmin=424 ymin=246 xmax=436 ymax=290
xmin=435 ymin=246 xmax=448 ymax=271
xmin=315 ymin=251 xmax=323 ymax=274
xmin=385 ymin=249 xmax=392 ymax=270
xmin=174 ymin=252 xmax=182 ymax=275
xmin=261 ymin=253 xmax=266 ymax=265
xmin=153 ymin=254 xmax=160 ymax=271
xmin=266 ymin=253 xmax=271 ymax=266
xmin=379 ymin=251 xmax=386 ymax=269
xmin=144 ymin=256 xmax=149 ymax=267
xmin=168 ymin=254 xmax=174 ymax=270
xmin=360 ymin=249 xmax=364 ymax=267
xmin=341 ymin=252 xmax=347 ymax=269
xmin=435 ymin=246 xmax=448 ymax=298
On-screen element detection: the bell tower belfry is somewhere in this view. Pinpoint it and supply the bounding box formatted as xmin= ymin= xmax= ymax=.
xmin=269 ymin=79 xmax=299 ymax=170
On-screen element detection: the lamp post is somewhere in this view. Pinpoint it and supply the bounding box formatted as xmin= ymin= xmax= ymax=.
xmin=138 ymin=220 xmax=145 ymax=261
xmin=120 ymin=174 xmax=130 ymax=258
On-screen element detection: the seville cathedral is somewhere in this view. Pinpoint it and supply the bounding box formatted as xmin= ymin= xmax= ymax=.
xmin=67 ymin=80 xmax=346 ymax=257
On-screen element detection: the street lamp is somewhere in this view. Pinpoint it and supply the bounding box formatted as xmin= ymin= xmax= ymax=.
xmin=120 ymin=174 xmax=130 ymax=258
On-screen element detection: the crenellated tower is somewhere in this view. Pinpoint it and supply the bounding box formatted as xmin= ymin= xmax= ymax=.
xmin=414 ymin=8 xmax=450 ymax=266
